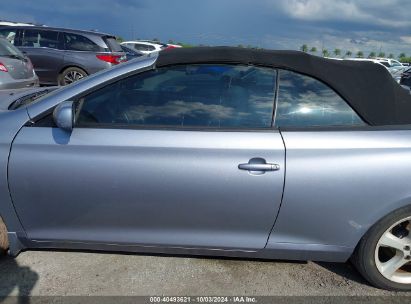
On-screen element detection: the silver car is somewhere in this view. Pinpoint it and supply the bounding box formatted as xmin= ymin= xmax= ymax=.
xmin=1 ymin=47 xmax=411 ymax=291
xmin=0 ymin=37 xmax=38 ymax=89
xmin=0 ymin=25 xmax=126 ymax=86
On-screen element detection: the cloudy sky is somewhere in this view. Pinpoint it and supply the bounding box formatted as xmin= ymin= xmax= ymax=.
xmin=2 ymin=0 xmax=411 ymax=56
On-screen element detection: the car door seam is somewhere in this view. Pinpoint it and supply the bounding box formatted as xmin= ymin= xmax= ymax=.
xmin=264 ymin=130 xmax=287 ymax=248
xmin=5 ymin=111 xmax=31 ymax=238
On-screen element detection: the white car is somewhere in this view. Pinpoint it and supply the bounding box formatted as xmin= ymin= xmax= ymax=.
xmin=345 ymin=58 xmax=389 ymax=68
xmin=375 ymin=58 xmax=404 ymax=68
xmin=121 ymin=41 xmax=165 ymax=54
xmin=345 ymin=58 xmax=406 ymax=83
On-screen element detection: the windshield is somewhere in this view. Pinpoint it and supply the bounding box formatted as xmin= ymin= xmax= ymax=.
xmin=0 ymin=38 xmax=24 ymax=57
xmin=391 ymin=60 xmax=403 ymax=67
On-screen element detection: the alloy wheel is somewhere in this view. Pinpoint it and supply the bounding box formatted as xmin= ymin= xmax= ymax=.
xmin=64 ymin=70 xmax=85 ymax=85
xmin=375 ymin=216 xmax=411 ymax=284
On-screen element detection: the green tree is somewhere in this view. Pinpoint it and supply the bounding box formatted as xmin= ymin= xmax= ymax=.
xmin=368 ymin=51 xmax=376 ymax=58
xmin=237 ymin=44 xmax=244 ymax=48
xmin=388 ymin=53 xmax=394 ymax=59
xmin=399 ymin=53 xmax=406 ymax=59
xmin=399 ymin=57 xmax=411 ymax=64
xmin=345 ymin=50 xmax=352 ymax=57
xmin=322 ymin=49 xmax=329 ymax=57
xmin=333 ymin=48 xmax=341 ymax=57
xmin=116 ymin=36 xmax=124 ymax=43
xmin=300 ymin=44 xmax=308 ymax=52
xmin=356 ymin=51 xmax=364 ymax=58
xmin=378 ymin=52 xmax=386 ymax=58
xmin=309 ymin=47 xmax=317 ymax=54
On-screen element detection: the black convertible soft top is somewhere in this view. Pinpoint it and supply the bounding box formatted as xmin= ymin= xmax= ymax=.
xmin=156 ymin=47 xmax=411 ymax=126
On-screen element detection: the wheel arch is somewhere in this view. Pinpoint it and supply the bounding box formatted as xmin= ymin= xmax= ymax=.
xmin=352 ymin=197 xmax=411 ymax=254
xmin=58 ymin=65 xmax=89 ymax=76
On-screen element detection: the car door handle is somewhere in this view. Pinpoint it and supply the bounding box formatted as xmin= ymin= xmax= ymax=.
xmin=238 ymin=158 xmax=280 ymax=172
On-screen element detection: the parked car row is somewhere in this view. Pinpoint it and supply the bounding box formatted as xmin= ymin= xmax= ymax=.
xmin=0 ymin=23 xmax=184 ymax=89
xmin=400 ymin=67 xmax=411 ymax=88
xmin=346 ymin=57 xmax=410 ymax=84
xmin=121 ymin=40 xmax=181 ymax=55
xmin=0 ymin=25 xmax=128 ymax=87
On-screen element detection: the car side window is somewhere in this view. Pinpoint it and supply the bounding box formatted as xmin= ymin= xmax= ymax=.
xmin=22 ymin=30 xmax=59 ymax=49
xmin=133 ymin=44 xmax=148 ymax=52
xmin=0 ymin=29 xmax=18 ymax=45
xmin=76 ymin=64 xmax=277 ymax=129
xmin=275 ymin=70 xmax=365 ymax=127
xmin=64 ymin=33 xmax=102 ymax=52
xmin=146 ymin=45 xmax=155 ymax=51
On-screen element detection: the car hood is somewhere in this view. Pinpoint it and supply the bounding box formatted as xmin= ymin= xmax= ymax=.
xmin=0 ymin=87 xmax=58 ymax=111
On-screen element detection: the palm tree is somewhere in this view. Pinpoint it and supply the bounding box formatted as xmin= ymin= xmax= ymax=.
xmin=368 ymin=51 xmax=376 ymax=58
xmin=333 ymin=49 xmax=341 ymax=57
xmin=322 ymin=49 xmax=329 ymax=57
xmin=345 ymin=50 xmax=353 ymax=58
xmin=300 ymin=44 xmax=308 ymax=53
xmin=309 ymin=47 xmax=317 ymax=54
xmin=356 ymin=51 xmax=364 ymax=58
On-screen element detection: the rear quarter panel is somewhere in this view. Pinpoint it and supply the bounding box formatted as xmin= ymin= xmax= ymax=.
xmin=63 ymin=51 xmax=111 ymax=75
xmin=267 ymin=129 xmax=411 ymax=251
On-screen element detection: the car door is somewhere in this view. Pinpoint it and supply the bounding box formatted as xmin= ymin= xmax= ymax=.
xmin=19 ymin=29 xmax=64 ymax=84
xmin=9 ymin=64 xmax=285 ymax=250
xmin=266 ymin=69 xmax=369 ymax=248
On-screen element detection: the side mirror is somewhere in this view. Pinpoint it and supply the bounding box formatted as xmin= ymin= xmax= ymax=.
xmin=53 ymin=101 xmax=75 ymax=132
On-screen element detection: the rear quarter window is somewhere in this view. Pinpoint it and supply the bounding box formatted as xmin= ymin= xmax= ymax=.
xmin=275 ymin=70 xmax=365 ymax=128
xmin=104 ymin=37 xmax=122 ymax=52
xmin=64 ymin=33 xmax=104 ymax=52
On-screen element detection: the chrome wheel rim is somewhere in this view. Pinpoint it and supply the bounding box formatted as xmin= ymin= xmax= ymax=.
xmin=375 ymin=216 xmax=411 ymax=284
xmin=64 ymin=70 xmax=84 ymax=85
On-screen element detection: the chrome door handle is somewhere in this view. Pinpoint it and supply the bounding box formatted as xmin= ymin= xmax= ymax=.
xmin=238 ymin=163 xmax=280 ymax=171
xmin=238 ymin=158 xmax=280 ymax=173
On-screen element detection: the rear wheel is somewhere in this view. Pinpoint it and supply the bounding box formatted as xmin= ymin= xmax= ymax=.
xmin=353 ymin=206 xmax=411 ymax=291
xmin=0 ymin=217 xmax=8 ymax=255
xmin=58 ymin=67 xmax=88 ymax=86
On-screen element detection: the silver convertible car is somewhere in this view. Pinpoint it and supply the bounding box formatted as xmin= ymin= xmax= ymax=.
xmin=1 ymin=47 xmax=411 ymax=291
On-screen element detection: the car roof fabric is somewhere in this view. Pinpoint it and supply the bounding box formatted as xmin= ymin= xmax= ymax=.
xmin=156 ymin=46 xmax=411 ymax=126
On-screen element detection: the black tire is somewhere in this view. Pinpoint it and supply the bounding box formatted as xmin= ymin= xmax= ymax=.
xmin=58 ymin=67 xmax=88 ymax=86
xmin=352 ymin=205 xmax=411 ymax=291
xmin=0 ymin=217 xmax=8 ymax=255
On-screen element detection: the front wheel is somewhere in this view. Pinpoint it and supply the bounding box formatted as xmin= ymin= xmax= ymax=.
xmin=352 ymin=205 xmax=411 ymax=291
xmin=58 ymin=67 xmax=88 ymax=86
xmin=0 ymin=217 xmax=8 ymax=255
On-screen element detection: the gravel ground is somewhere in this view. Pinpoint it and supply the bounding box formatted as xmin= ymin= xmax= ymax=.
xmin=1 ymin=251 xmax=411 ymax=297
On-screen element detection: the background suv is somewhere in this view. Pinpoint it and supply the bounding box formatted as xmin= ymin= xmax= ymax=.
xmin=0 ymin=26 xmax=126 ymax=85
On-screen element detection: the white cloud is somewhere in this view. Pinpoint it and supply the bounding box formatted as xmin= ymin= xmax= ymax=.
xmin=275 ymin=0 xmax=411 ymax=27
xmin=400 ymin=36 xmax=411 ymax=44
